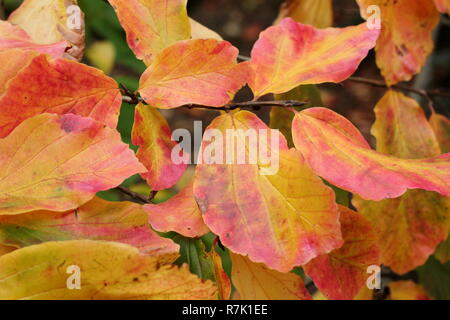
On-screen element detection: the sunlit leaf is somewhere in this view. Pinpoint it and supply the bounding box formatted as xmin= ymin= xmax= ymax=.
xmin=230 ymin=253 xmax=311 ymax=300
xmin=292 ymin=107 xmax=450 ymax=201
xmin=275 ymin=0 xmax=333 ymax=28
xmin=248 ymin=18 xmax=379 ymax=98
xmin=0 ymin=113 xmax=146 ymax=215
xmin=8 ymin=0 xmax=85 ymax=60
xmin=304 ymin=206 xmax=380 ymax=300
xmin=190 ymin=18 xmax=222 ymax=40
xmin=144 ymin=181 xmax=209 ymax=238
xmin=139 ymin=39 xmax=249 ymax=109
xmin=352 ymin=91 xmax=450 ymax=274
xmin=194 ymin=110 xmax=342 ymax=272
xmin=0 ymin=22 xmax=66 ymax=58
xmin=357 ymin=0 xmax=439 ymax=85
xmin=0 ymin=52 xmax=122 ymax=138
xmin=0 ymin=197 xmax=179 ymax=256
xmin=0 ymin=240 xmax=217 ymax=300
xmin=132 ymin=103 xmax=187 ymax=190
xmin=107 ymin=0 xmax=190 ymax=65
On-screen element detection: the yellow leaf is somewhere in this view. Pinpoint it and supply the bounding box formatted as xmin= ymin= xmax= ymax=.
xmin=275 ymin=0 xmax=333 ymax=28
xmin=0 ymin=240 xmax=217 ymax=300
xmin=190 ymin=18 xmax=222 ymax=40
xmin=230 ymin=253 xmax=311 ymax=300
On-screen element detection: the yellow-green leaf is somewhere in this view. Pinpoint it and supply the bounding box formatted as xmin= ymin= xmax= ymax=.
xmin=0 ymin=240 xmax=217 ymax=300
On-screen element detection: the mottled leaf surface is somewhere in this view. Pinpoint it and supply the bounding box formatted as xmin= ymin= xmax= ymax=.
xmin=248 ymin=18 xmax=379 ymax=98
xmin=0 ymin=114 xmax=146 ymax=215
xmin=194 ymin=110 xmax=342 ymax=272
xmin=0 ymin=241 xmax=217 ymax=300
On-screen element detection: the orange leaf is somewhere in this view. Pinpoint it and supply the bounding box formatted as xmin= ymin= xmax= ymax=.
xmin=275 ymin=0 xmax=333 ymax=28
xmin=430 ymin=113 xmax=450 ymax=153
xmin=107 ymin=0 xmax=190 ymax=65
xmin=292 ymin=107 xmax=450 ymax=201
xmin=0 ymin=49 xmax=38 ymax=95
xmin=194 ymin=110 xmax=342 ymax=272
xmin=0 ymin=197 xmax=179 ymax=256
xmin=0 ymin=113 xmax=146 ymax=215
xmin=0 ymin=52 xmax=122 ymax=138
xmin=139 ymin=39 xmax=249 ymax=109
xmin=0 ymin=21 xmax=66 ymax=58
xmin=357 ymin=0 xmax=439 ymax=85
xmin=248 ymin=18 xmax=379 ymax=98
xmin=144 ymin=181 xmax=209 ymax=238
xmin=0 ymin=240 xmax=217 ymax=300
xmin=304 ymin=206 xmax=380 ymax=300
xmin=230 ymin=253 xmax=311 ymax=300
xmin=388 ymin=281 xmax=430 ymax=300
xmin=352 ymin=91 xmax=450 ymax=274
xmin=132 ymin=103 xmax=187 ymax=190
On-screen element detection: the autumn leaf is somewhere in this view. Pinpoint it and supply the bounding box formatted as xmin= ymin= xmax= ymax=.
xmin=371 ymin=91 xmax=441 ymax=158
xmin=275 ymin=0 xmax=333 ymax=28
xmin=0 ymin=21 xmax=66 ymax=58
xmin=292 ymin=107 xmax=450 ymax=201
xmin=388 ymin=281 xmax=430 ymax=300
xmin=132 ymin=103 xmax=187 ymax=190
xmin=357 ymin=0 xmax=439 ymax=85
xmin=435 ymin=0 xmax=450 ymax=14
xmin=193 ymin=110 xmax=342 ymax=272
xmin=0 ymin=244 xmax=15 ymax=257
xmin=107 ymin=0 xmax=190 ymax=65
xmin=144 ymin=181 xmax=209 ymax=238
xmin=0 ymin=197 xmax=179 ymax=256
xmin=8 ymin=0 xmax=85 ymax=60
xmin=304 ymin=206 xmax=380 ymax=300
xmin=248 ymin=18 xmax=379 ymax=98
xmin=351 ymin=91 xmax=450 ymax=274
xmin=230 ymin=253 xmax=311 ymax=300
xmin=0 ymin=240 xmax=217 ymax=300
xmin=0 ymin=113 xmax=146 ymax=216
xmin=0 ymin=52 xmax=122 ymax=138
xmin=430 ymin=113 xmax=450 ymax=153
xmin=0 ymin=49 xmax=38 ymax=95
xmin=190 ymin=19 xmax=222 ymax=40
xmin=139 ymin=39 xmax=249 ymax=109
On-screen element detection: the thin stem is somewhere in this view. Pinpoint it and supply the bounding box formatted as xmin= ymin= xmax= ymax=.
xmin=122 ymin=95 xmax=307 ymax=111
xmin=116 ymin=186 xmax=151 ymax=204
xmin=235 ymin=54 xmax=450 ymax=102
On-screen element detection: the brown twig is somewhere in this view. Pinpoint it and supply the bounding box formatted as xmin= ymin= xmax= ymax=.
xmin=122 ymin=95 xmax=307 ymax=111
xmin=236 ymin=54 xmax=450 ymax=104
xmin=116 ymin=186 xmax=151 ymax=204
